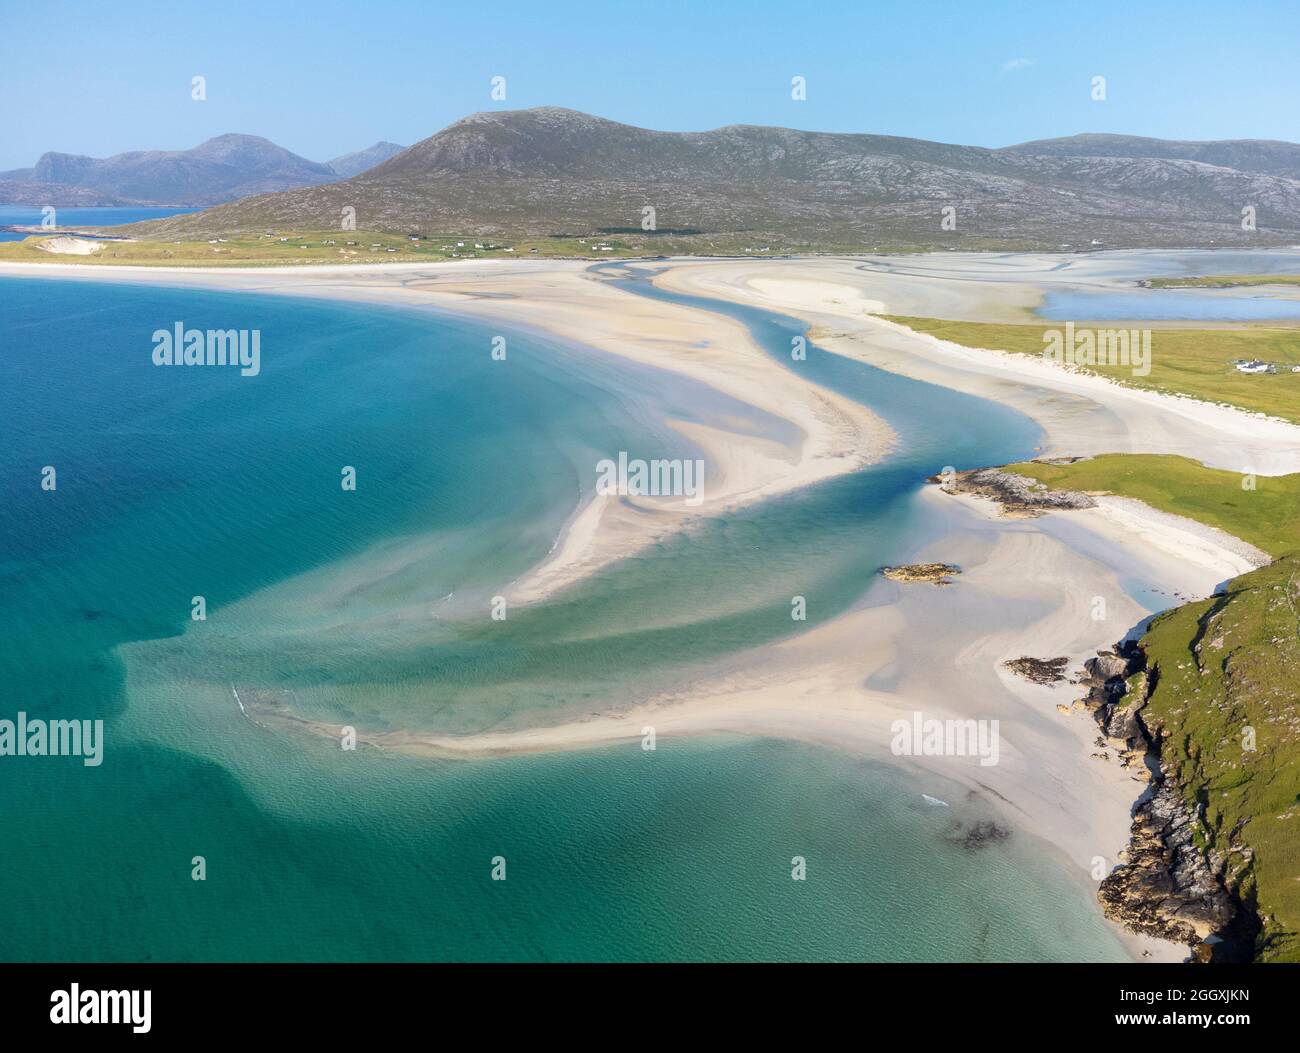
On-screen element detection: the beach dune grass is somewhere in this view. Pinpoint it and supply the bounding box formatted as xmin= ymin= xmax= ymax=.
xmin=883 ymin=315 xmax=1300 ymax=426
xmin=1145 ymin=274 xmax=1300 ymax=289
xmin=0 ymin=230 xmax=898 ymax=266
xmin=1004 ymin=453 xmax=1300 ymax=558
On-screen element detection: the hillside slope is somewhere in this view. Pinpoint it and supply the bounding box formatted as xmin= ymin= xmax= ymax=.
xmin=327 ymin=141 xmax=405 ymax=179
xmin=127 ymin=108 xmax=1300 ymax=249
xmin=1008 ymin=454 xmax=1300 ymax=961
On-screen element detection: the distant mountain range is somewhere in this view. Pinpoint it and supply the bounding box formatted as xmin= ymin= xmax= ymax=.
xmin=326 ymin=141 xmax=405 ymax=180
xmin=0 ymin=135 xmax=405 ymax=207
xmin=126 ymin=108 xmax=1300 ymax=250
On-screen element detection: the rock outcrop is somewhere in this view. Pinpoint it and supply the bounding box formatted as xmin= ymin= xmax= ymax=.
xmin=931 ymin=466 xmax=1096 ymax=518
xmin=1079 ymin=640 xmax=1246 ymax=960
xmin=1002 ymin=655 xmax=1071 ymax=684
xmin=1099 ymin=778 xmax=1237 ymax=949
xmin=879 ymin=562 xmax=961 ymax=585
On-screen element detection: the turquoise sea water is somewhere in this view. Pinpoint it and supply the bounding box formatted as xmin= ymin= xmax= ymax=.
xmin=0 ymin=206 xmax=196 ymax=241
xmin=0 ymin=274 xmax=1131 ymax=961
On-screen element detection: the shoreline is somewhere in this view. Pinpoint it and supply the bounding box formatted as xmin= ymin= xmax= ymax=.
xmin=6 ymin=252 xmax=1280 ymax=961
xmin=244 ymin=480 xmax=1236 ymax=963
xmin=649 ymin=256 xmax=1300 ymax=475
xmin=643 ymin=255 xmax=1300 ymax=959
xmin=0 ymin=257 xmax=893 ymax=606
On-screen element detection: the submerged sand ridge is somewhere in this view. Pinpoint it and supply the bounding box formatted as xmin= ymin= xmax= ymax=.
xmin=0 ymin=258 xmax=891 ymax=606
xmin=398 ymin=264 xmax=893 ymax=603
xmin=7 ymin=250 xmax=1295 ymax=961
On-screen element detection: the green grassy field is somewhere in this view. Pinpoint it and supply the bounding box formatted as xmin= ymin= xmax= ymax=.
xmin=0 ymin=230 xmax=649 ymax=266
xmin=1005 ymin=454 xmax=1300 ymax=558
xmin=883 ymin=315 xmax=1300 ymax=425
xmin=0 ymin=230 xmax=956 ymax=267
xmin=1146 ymin=274 xmax=1300 ymax=289
xmin=1004 ymin=453 xmax=1300 ymax=960
xmin=1138 ymin=555 xmax=1300 ymax=962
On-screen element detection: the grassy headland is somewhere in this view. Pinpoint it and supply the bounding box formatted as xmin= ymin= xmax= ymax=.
xmin=1004 ymin=453 xmax=1300 ymax=960
xmin=1005 ymin=454 xmax=1300 ymax=557
xmin=884 ymin=315 xmax=1300 ymax=425
xmin=1137 ymin=556 xmax=1300 ymax=961
xmin=1145 ymin=274 xmax=1300 ymax=289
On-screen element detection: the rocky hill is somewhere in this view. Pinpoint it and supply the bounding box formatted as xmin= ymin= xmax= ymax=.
xmin=0 ymin=134 xmax=401 ymax=207
xmin=327 ymin=141 xmax=405 ymax=179
xmin=125 ymin=108 xmax=1300 ymax=249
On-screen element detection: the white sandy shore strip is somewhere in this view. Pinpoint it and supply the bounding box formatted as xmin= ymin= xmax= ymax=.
xmin=650 ymin=259 xmax=1300 ymax=476
xmin=1090 ymin=496 xmax=1271 ymax=574
xmin=7 ymin=255 xmax=1249 ymax=960
xmin=0 ymin=259 xmax=892 ymax=604
xmin=249 ymin=482 xmax=1236 ymax=961
xmin=637 ymin=257 xmax=1293 ymax=958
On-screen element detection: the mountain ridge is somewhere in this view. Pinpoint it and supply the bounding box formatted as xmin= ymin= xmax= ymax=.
xmin=125 ymin=108 xmax=1300 ymax=250
xmin=1001 ymin=132 xmax=1300 ymax=180
xmin=327 ymin=141 xmax=406 ymax=180
xmin=0 ymin=135 xmax=405 ymax=207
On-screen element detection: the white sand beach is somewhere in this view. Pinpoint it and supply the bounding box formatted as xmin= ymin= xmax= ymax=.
xmin=253 ymin=479 xmax=1235 ymax=962
xmin=0 ymin=258 xmax=889 ymax=604
xmin=651 ymin=255 xmax=1300 ymax=475
xmin=8 ymin=250 xmax=1297 ymax=961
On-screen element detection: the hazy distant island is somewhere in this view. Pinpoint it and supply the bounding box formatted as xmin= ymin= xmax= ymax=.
xmin=0 ymin=134 xmax=403 ymax=207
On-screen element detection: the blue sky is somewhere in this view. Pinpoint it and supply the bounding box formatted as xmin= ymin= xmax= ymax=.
xmin=2 ymin=0 xmax=1297 ymax=169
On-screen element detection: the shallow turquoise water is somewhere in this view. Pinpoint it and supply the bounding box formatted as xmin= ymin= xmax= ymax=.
xmin=0 ymin=728 xmax=1128 ymax=962
xmin=1041 ymin=288 xmax=1300 ymax=321
xmin=0 ymin=274 xmax=1130 ymax=961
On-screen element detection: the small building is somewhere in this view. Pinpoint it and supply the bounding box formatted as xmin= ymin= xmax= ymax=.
xmin=1235 ymin=360 xmax=1271 ymax=374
